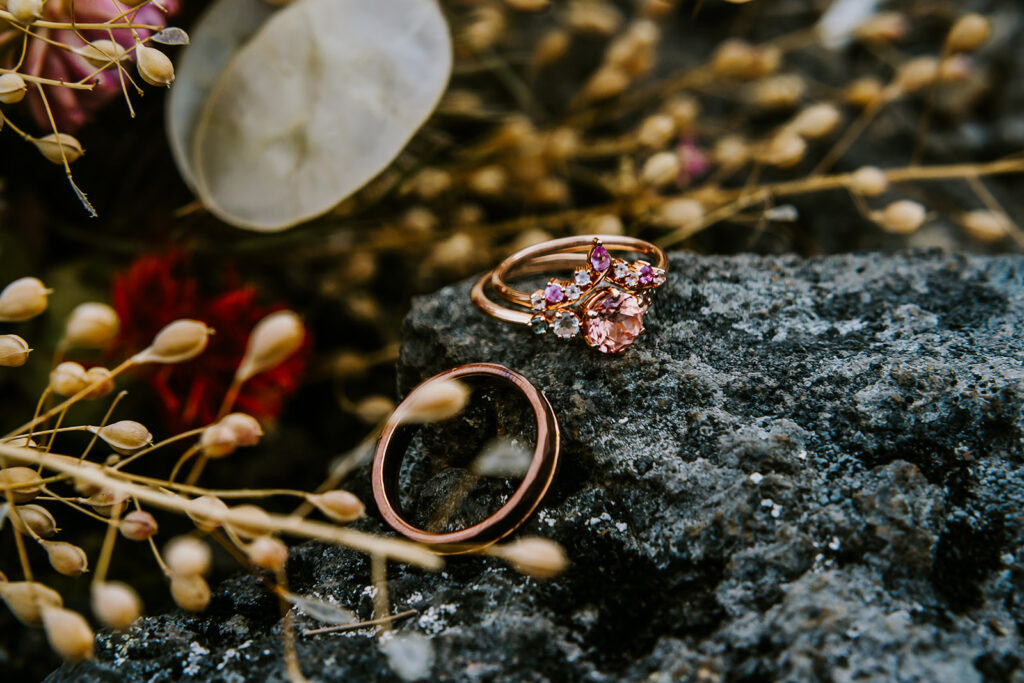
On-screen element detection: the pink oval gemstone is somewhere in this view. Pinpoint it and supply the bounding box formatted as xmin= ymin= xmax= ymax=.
xmin=590 ymin=245 xmax=611 ymax=272
xmin=583 ymin=290 xmax=647 ymax=353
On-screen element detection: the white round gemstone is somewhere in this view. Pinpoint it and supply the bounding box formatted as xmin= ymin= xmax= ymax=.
xmin=625 ymin=272 xmax=639 ymax=287
xmin=574 ymin=270 xmax=591 ymax=287
xmin=652 ymin=268 xmax=666 ymax=285
xmin=614 ymin=261 xmax=629 ymax=278
xmin=552 ymin=311 xmax=580 ymax=338
xmin=565 ymin=283 xmax=581 ymax=300
xmin=530 ymin=290 xmax=546 ymax=310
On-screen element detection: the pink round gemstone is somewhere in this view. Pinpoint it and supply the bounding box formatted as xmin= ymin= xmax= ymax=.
xmin=583 ymin=290 xmax=647 ymax=353
xmin=639 ymin=264 xmax=654 ymax=285
xmin=545 ymin=283 xmax=564 ymax=304
xmin=590 ymin=244 xmax=611 ymax=271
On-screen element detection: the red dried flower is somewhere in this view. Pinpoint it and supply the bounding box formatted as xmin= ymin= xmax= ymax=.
xmin=110 ymin=250 xmax=308 ymax=431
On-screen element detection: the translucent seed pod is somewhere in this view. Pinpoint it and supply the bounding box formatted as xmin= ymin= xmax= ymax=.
xmin=640 ymin=151 xmax=681 ymax=187
xmin=225 ymin=505 xmax=273 ymax=540
xmin=894 ymin=57 xmax=939 ymax=94
xmin=310 ymin=490 xmax=365 ymax=524
xmin=86 ymin=489 xmax=129 ymax=517
xmin=164 ymin=536 xmax=212 ymax=576
xmin=468 ymin=166 xmax=508 ymax=197
xmin=0 ymin=467 xmax=43 ymax=503
xmin=235 ymin=310 xmax=305 ymax=383
xmin=847 ymin=166 xmax=889 ymax=197
xmin=49 ymin=361 xmax=87 ymax=396
xmin=186 ymin=495 xmax=229 ymax=532
xmin=461 ymin=5 xmax=506 ymax=53
xmin=11 ymin=504 xmax=57 ymax=537
xmin=76 ymin=40 xmax=128 ymax=68
xmin=0 ymin=277 xmax=50 ymax=321
xmin=487 ymin=537 xmax=568 ymax=579
xmin=170 ymin=573 xmax=210 ymax=612
xmin=656 ymin=198 xmax=706 ymax=229
xmin=133 ymin=319 xmax=212 ymax=364
xmin=219 ymin=413 xmax=263 ymax=447
xmin=788 ymin=103 xmax=841 ymax=139
xmin=41 ymin=606 xmax=94 ymax=661
xmin=0 ymin=73 xmax=27 ymax=104
xmin=0 ymin=334 xmax=31 ymax=367
xmin=756 ymin=131 xmax=807 ymax=168
xmin=844 ymin=76 xmax=885 ymax=108
xmin=41 ymin=540 xmax=89 ymax=577
xmin=0 ymin=581 xmax=63 ymax=626
xmin=637 ymin=114 xmax=676 ymax=150
xmin=82 ymin=367 xmax=115 ymax=400
xmin=199 ymin=422 xmax=238 ymax=458
xmin=92 ymin=420 xmax=153 ymax=455
xmin=581 ymin=64 xmax=630 ymax=102
xmin=120 ymin=510 xmax=158 ymax=541
xmin=713 ymin=136 xmax=750 ymax=169
xmin=875 ymin=200 xmax=927 ymax=234
xmin=247 ymin=536 xmax=289 ymax=572
xmin=854 ymin=12 xmax=909 ymax=44
xmin=7 ymin=0 xmax=43 ymax=23
xmin=961 ymin=210 xmax=1010 ymax=243
xmin=397 ymin=379 xmax=470 ymax=424
xmin=946 ymin=14 xmax=989 ymax=53
xmin=135 ymin=44 xmax=175 ymax=87
xmin=33 ymin=133 xmax=85 ymax=164
xmin=532 ymin=29 xmax=570 ymax=68
xmin=354 ymin=395 xmax=395 ymax=424
xmin=64 ymin=302 xmax=120 ymax=349
xmin=751 ymin=74 xmax=806 ymax=109
xmin=91 ymin=581 xmax=142 ymax=630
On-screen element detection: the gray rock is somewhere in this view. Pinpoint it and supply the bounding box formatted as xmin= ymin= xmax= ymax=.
xmin=51 ymin=251 xmax=1024 ymax=682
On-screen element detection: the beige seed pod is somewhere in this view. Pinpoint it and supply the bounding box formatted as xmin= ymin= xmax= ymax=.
xmin=751 ymin=74 xmax=805 ymax=109
xmin=354 ymin=395 xmax=395 ymax=424
xmin=165 ymin=536 xmax=212 ymax=576
xmin=187 ymin=495 xmax=229 ymax=532
xmin=947 ymin=14 xmax=990 ymax=53
xmin=398 ymin=378 xmax=470 ymax=424
xmin=713 ymin=136 xmax=750 ymax=169
xmin=7 ymin=0 xmax=43 ymax=23
xmin=468 ymin=165 xmax=509 ymax=197
xmin=41 ymin=540 xmax=89 ymax=577
xmin=92 ymin=420 xmax=153 ymax=454
xmin=134 ymin=319 xmax=212 ymax=364
xmin=33 ymin=133 xmax=85 ymax=164
xmin=220 ymin=413 xmax=263 ymax=446
xmin=0 ymin=334 xmax=31 ymax=366
xmin=91 ymin=581 xmax=142 ymax=630
xmin=120 ymin=510 xmax=158 ymax=541
xmin=247 ymin=536 xmax=289 ymax=572
xmin=961 ymin=210 xmax=1010 ymax=242
xmin=656 ymin=198 xmax=705 ymax=229
xmin=49 ymin=361 xmax=87 ymax=396
xmin=854 ymin=12 xmax=909 ymax=43
xmin=640 ymin=151 xmax=680 ymax=187
xmin=42 ymin=606 xmax=94 ymax=661
xmin=236 ymin=310 xmax=305 ymax=383
xmin=0 ymin=467 xmax=43 ymax=503
xmin=711 ymin=39 xmax=757 ymax=79
xmin=0 ymin=581 xmax=63 ymax=626
xmin=664 ymin=95 xmax=699 ymax=131
xmin=847 ymin=166 xmax=889 ymax=196
xmin=844 ymin=76 xmax=885 ymax=108
xmin=64 ymin=302 xmax=120 ymax=349
xmin=581 ymin=64 xmax=630 ymax=102
xmin=530 ymin=177 xmax=570 ymax=205
xmin=875 ymin=200 xmax=927 ymax=234
xmin=0 ymin=72 xmax=27 ymax=104
xmin=199 ymin=422 xmax=239 ymax=458
xmin=566 ymin=0 xmax=621 ymax=35
xmin=505 ymin=0 xmax=548 ymax=10
xmin=532 ymin=29 xmax=570 ymax=68
xmin=86 ymin=489 xmax=129 ymax=517
xmin=82 ymin=367 xmax=115 ymax=400
xmin=402 ymin=206 xmax=438 ymax=233
xmin=311 ymin=490 xmax=365 ymax=524
xmin=3 ymin=435 xmax=37 ymax=449
xmin=170 ymin=573 xmax=210 ymax=612
xmin=11 ymin=504 xmax=57 ymax=537
xmin=544 ymin=127 xmax=579 ymax=162
xmin=788 ymin=103 xmax=841 ymax=139
xmin=894 ymin=57 xmax=939 ymax=94
xmin=0 ymin=276 xmax=50 ymax=321
xmin=637 ymin=114 xmax=676 ymax=150
xmin=462 ymin=5 xmax=506 ymax=52
xmin=939 ymin=55 xmax=971 ymax=83
xmin=402 ymin=168 xmax=451 ymax=200
xmin=225 ymin=505 xmax=273 ymax=540
xmin=580 ymin=213 xmax=624 ymax=236
xmin=76 ymin=40 xmax=128 ymax=68
xmin=486 ymin=537 xmax=568 ymax=579
xmin=136 ymin=44 xmax=175 ymax=87
xmin=757 ymin=131 xmax=807 ymax=168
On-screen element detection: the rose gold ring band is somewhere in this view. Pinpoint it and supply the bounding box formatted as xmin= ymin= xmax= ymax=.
xmin=371 ymin=363 xmax=560 ymax=553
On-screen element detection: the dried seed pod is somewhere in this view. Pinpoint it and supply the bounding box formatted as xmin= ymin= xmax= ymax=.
xmin=7 ymin=0 xmax=43 ymax=23
xmin=875 ymin=200 xmax=927 ymax=234
xmin=354 ymin=395 xmax=395 ymax=424
xmin=50 ymin=361 xmax=87 ymax=396
xmin=0 ymin=277 xmax=50 ymax=321
xmin=711 ymin=39 xmax=758 ymax=79
xmin=398 ymin=379 xmax=470 ymax=424
xmin=236 ymin=310 xmax=304 ymax=382
xmin=961 ymin=210 xmax=1010 ymax=242
xmin=220 ymin=413 xmax=263 ymax=447
xmin=0 ymin=334 xmax=31 ymax=367
xmin=532 ymin=29 xmax=570 ymax=68
xmin=164 ymin=536 xmax=212 ymax=576
xmin=91 ymin=581 xmax=141 ymax=630
xmin=42 ymin=606 xmax=94 ymax=661
xmin=656 ymin=198 xmax=706 ymax=229
xmin=487 ymin=537 xmax=568 ymax=579
xmin=637 ymin=114 xmax=676 ymax=150
xmin=0 ymin=73 xmax=27 ymax=104
xmin=199 ymin=422 xmax=239 ymax=458
xmin=581 ymin=64 xmax=630 ymax=102
xmin=225 ymin=505 xmax=273 ymax=540
xmin=402 ymin=168 xmax=452 ymax=200
xmin=247 ymin=536 xmax=289 ymax=571
xmin=11 ymin=504 xmax=57 ymax=537
xmin=757 ymin=131 xmax=807 ymax=168
xmin=82 ymin=367 xmax=115 ymax=400
xmin=76 ymin=40 xmax=128 ymax=68
xmin=543 ymin=127 xmax=579 ymax=162
xmin=33 ymin=133 xmax=84 ymax=164
xmin=844 ymin=76 xmax=885 ymax=108
xmin=946 ymin=14 xmax=989 ymax=52
xmin=505 ymin=0 xmax=548 ymax=10
xmin=640 ymin=151 xmax=680 ymax=187
xmin=566 ymin=0 xmax=621 ymax=35
xmin=0 ymin=467 xmax=43 ymax=503
xmin=86 ymin=489 xmax=129 ymax=517
xmin=2 ymin=435 xmax=37 ymax=449
xmin=136 ymin=44 xmax=175 ymax=87
xmin=311 ymin=490 xmax=365 ymax=524
xmin=712 ymin=136 xmax=750 ymax=169
xmin=170 ymin=573 xmax=210 ymax=611
xmin=134 ymin=319 xmax=212 ymax=364
xmin=847 ymin=166 xmax=888 ymax=196
xmin=93 ymin=421 xmax=153 ymax=454
xmin=854 ymin=12 xmax=908 ymax=43
xmin=41 ymin=540 xmax=89 ymax=577
xmin=461 ymin=5 xmax=506 ymax=53
xmin=120 ymin=510 xmax=158 ymax=541
xmin=894 ymin=57 xmax=939 ymax=94
xmin=64 ymin=302 xmax=119 ymax=349
xmin=0 ymin=581 xmax=63 ymax=625
xmin=788 ymin=103 xmax=841 ymax=139
xmin=751 ymin=74 xmax=805 ymax=109
xmin=468 ymin=166 xmax=508 ymax=197
xmin=530 ymin=177 xmax=570 ymax=205
xmin=187 ymin=495 xmax=229 ymax=532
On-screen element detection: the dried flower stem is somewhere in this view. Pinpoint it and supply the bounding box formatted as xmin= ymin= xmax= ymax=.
xmin=370 ymin=554 xmax=391 ymax=634
xmin=303 ymin=609 xmax=417 ymax=636
xmin=112 ymin=427 xmax=206 ymax=470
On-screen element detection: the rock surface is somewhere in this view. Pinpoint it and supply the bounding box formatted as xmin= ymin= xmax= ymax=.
xmin=51 ymin=251 xmax=1024 ymax=682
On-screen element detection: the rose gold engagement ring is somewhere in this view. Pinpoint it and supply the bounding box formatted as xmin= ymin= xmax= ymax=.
xmin=372 ymin=363 xmax=560 ymax=553
xmin=472 ymin=236 xmax=668 ymax=353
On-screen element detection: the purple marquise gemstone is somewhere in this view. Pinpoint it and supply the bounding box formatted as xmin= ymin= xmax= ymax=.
xmin=591 ymin=244 xmax=611 ymax=271
xmin=545 ymin=283 xmax=565 ymax=304
xmin=639 ymin=264 xmax=654 ymax=285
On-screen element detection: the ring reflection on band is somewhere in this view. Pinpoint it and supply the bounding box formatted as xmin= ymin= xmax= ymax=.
xmin=472 ymin=235 xmax=668 ymax=353
xmin=371 ymin=363 xmax=560 ymax=554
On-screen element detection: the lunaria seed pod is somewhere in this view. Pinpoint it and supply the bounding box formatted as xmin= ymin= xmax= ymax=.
xmin=247 ymin=536 xmax=289 ymax=572
xmin=486 ymin=537 xmax=568 ymax=579
xmin=0 ymin=467 xmax=43 ymax=503
xmin=0 ymin=73 xmax=27 ymax=104
xmin=219 ymin=413 xmax=263 ymax=447
xmin=848 ymin=166 xmax=889 ymax=197
xmin=42 ymin=606 xmax=94 ymax=661
xmin=170 ymin=573 xmax=210 ymax=612
xmin=186 ymin=495 xmax=229 ymax=532
xmin=164 ymin=536 xmax=211 ymax=576
xmin=310 ymin=490 xmax=365 ymax=524
xmin=0 ymin=277 xmax=50 ymax=321
xmin=136 ymin=43 xmax=175 ymax=87
xmin=961 ymin=210 xmax=1010 ymax=243
xmin=120 ymin=510 xmax=158 ymax=541
xmin=50 ymin=361 xmax=87 ymax=396
xmin=82 ymin=367 xmax=114 ymax=400
xmin=86 ymin=488 xmax=129 ymax=517
xmin=92 ymin=420 xmax=153 ymax=454
xmin=0 ymin=581 xmax=63 ymax=626
xmin=41 ymin=540 xmax=89 ymax=577
xmin=133 ymin=319 xmax=212 ymax=364
xmin=7 ymin=0 xmax=43 ymax=23
xmin=76 ymin=39 xmax=128 ymax=68
xmin=33 ymin=133 xmax=84 ymax=164
xmin=946 ymin=14 xmax=990 ymax=53
xmin=11 ymin=504 xmax=57 ymax=537
xmin=397 ymin=379 xmax=470 ymax=424
xmin=876 ymin=200 xmax=927 ymax=234
xmin=0 ymin=334 xmax=31 ymax=366
xmin=91 ymin=581 xmax=141 ymax=630
xmin=235 ymin=311 xmax=304 ymax=383
xmin=64 ymin=302 xmax=119 ymax=349
xmin=199 ymin=423 xmax=238 ymax=458
xmin=225 ymin=505 xmax=273 ymax=540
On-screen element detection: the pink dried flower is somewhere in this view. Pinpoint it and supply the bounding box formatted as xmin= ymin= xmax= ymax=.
xmin=676 ymin=137 xmax=711 ymax=187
